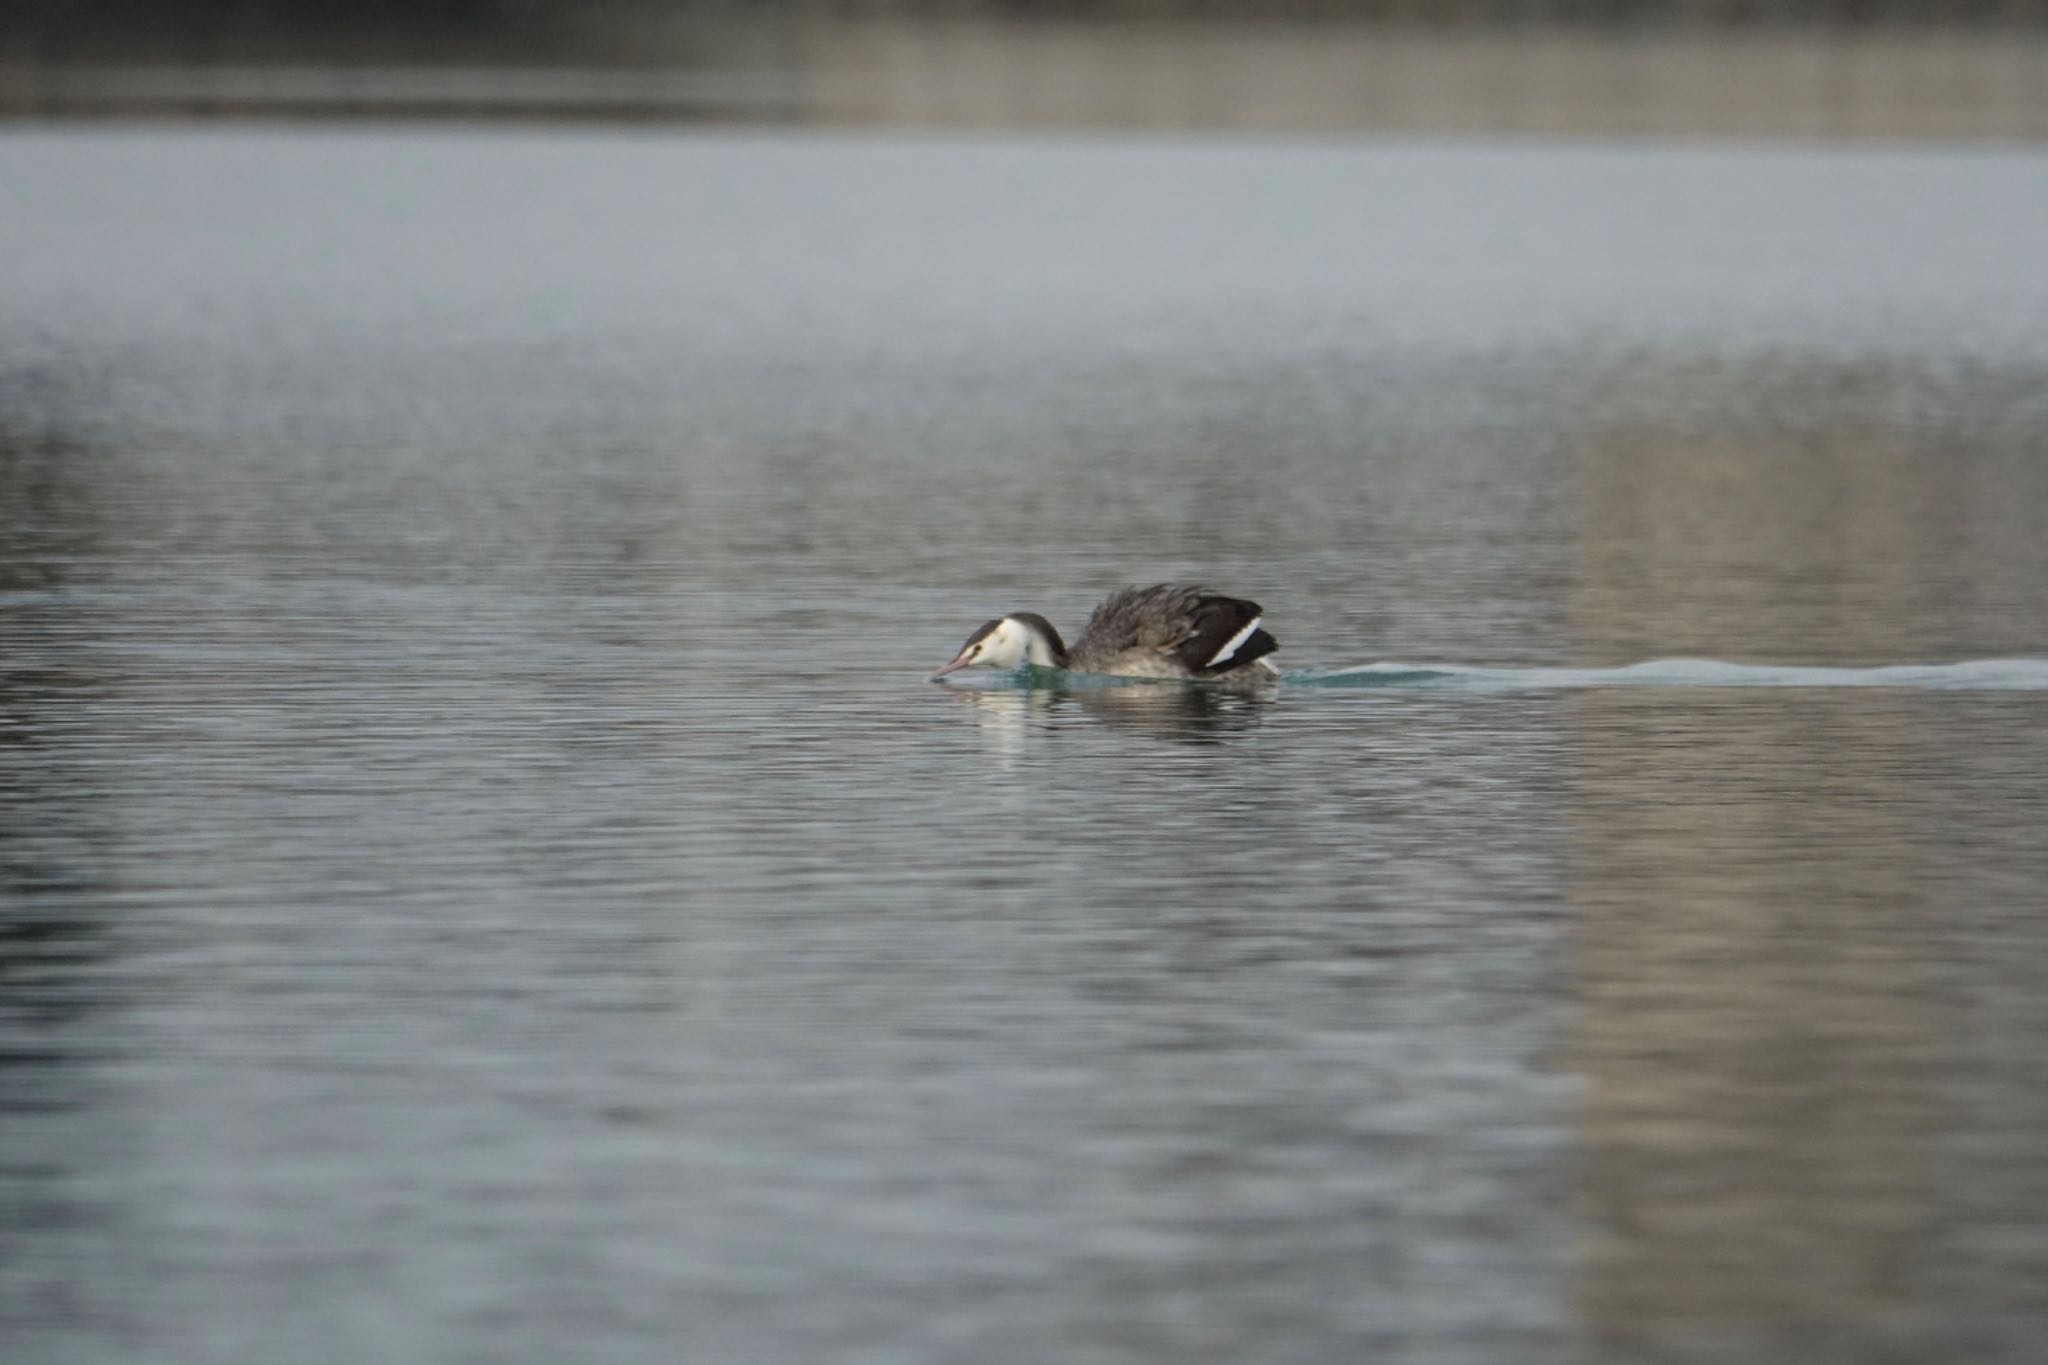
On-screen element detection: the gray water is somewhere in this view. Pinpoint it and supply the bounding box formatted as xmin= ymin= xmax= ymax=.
xmin=3 ymin=128 xmax=2048 ymax=1364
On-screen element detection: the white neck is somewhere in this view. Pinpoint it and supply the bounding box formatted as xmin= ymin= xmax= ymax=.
xmin=1022 ymin=632 xmax=1062 ymax=668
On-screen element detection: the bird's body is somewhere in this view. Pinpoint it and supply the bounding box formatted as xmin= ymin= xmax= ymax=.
xmin=933 ymin=584 xmax=1279 ymax=686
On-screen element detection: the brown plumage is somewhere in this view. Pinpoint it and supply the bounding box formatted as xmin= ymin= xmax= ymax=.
xmin=933 ymin=584 xmax=1278 ymax=684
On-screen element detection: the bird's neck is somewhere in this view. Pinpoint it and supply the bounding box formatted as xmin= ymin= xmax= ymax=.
xmin=1008 ymin=613 xmax=1069 ymax=669
xmin=1024 ymin=636 xmax=1065 ymax=669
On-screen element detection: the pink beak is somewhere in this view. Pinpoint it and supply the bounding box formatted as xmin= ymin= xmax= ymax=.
xmin=930 ymin=652 xmax=974 ymax=680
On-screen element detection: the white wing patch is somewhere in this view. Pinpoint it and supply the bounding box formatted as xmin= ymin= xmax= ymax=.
xmin=1205 ymin=615 xmax=1262 ymax=669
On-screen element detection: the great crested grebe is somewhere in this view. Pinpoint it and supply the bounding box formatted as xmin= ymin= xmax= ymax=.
xmin=932 ymin=584 xmax=1278 ymax=685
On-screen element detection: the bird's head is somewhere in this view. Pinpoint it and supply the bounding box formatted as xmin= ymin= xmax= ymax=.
xmin=931 ymin=614 xmax=1064 ymax=678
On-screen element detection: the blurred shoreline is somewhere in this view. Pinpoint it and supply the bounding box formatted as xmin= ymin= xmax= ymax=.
xmin=4 ymin=19 xmax=2046 ymax=138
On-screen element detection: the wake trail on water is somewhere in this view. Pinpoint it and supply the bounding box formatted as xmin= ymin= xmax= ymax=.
xmin=1286 ymin=658 xmax=2048 ymax=692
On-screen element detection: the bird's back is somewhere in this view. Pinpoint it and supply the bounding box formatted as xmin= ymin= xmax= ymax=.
xmin=1070 ymin=584 xmax=1277 ymax=679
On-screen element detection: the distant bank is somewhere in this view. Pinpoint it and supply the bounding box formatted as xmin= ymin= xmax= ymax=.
xmin=4 ymin=19 xmax=2046 ymax=139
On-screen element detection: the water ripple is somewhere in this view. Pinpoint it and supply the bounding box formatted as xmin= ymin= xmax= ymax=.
xmin=1295 ymin=657 xmax=2048 ymax=690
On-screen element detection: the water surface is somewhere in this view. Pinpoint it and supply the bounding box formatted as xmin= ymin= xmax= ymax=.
xmin=3 ymin=128 xmax=2047 ymax=1364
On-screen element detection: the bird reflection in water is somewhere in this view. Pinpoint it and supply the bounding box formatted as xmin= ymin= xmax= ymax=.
xmin=936 ymin=678 xmax=1273 ymax=753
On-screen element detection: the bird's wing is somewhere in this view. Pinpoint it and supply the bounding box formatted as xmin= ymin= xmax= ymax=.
xmin=1165 ymin=591 xmax=1273 ymax=674
xmin=1078 ymin=584 xmax=1277 ymax=675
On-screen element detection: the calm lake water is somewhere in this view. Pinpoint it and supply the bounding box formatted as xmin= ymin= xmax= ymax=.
xmin=3 ymin=128 xmax=2047 ymax=1364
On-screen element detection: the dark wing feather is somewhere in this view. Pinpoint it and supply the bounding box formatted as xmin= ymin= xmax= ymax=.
xmin=1168 ymin=592 xmax=1275 ymax=675
xmin=1206 ymin=626 xmax=1277 ymax=674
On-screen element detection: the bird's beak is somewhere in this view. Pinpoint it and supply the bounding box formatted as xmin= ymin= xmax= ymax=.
xmin=930 ymin=652 xmax=973 ymax=680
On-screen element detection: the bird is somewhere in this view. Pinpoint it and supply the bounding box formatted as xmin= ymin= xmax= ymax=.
xmin=931 ymin=584 xmax=1279 ymax=685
